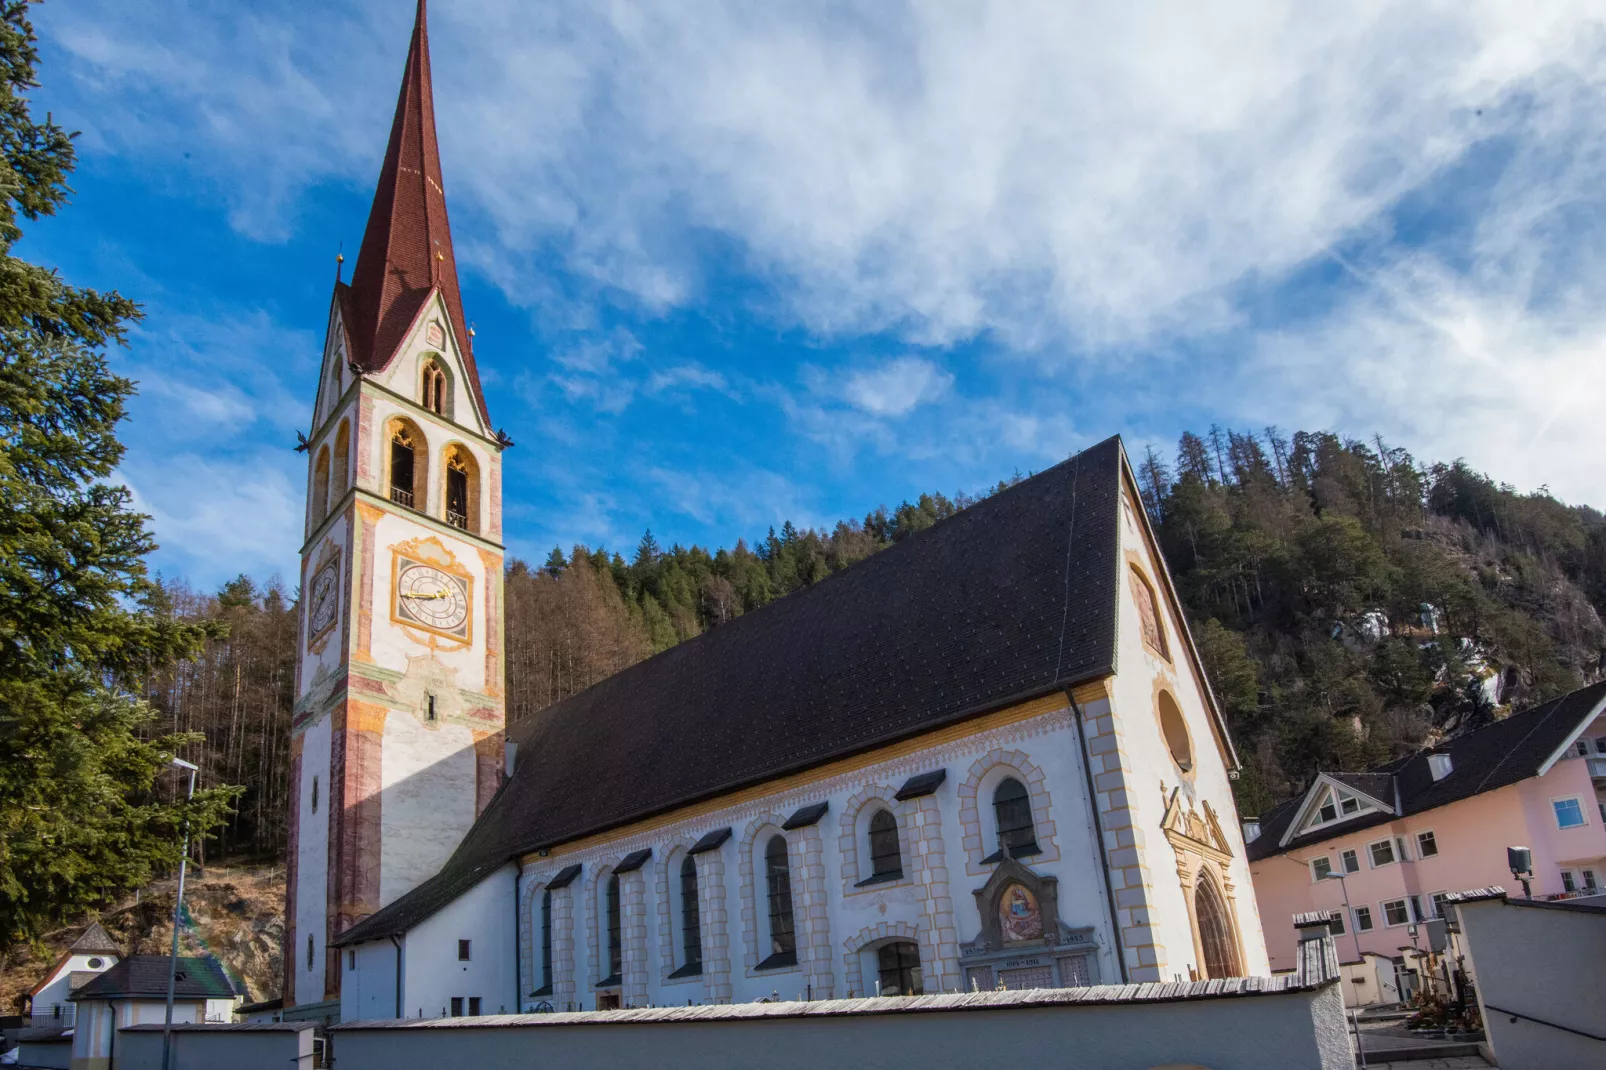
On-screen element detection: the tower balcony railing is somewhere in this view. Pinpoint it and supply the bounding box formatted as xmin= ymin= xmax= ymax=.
xmin=390 ymin=486 xmax=414 ymax=508
xmin=446 ymin=509 xmax=468 ymax=531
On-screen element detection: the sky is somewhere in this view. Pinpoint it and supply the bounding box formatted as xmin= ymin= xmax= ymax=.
xmin=25 ymin=0 xmax=1606 ymax=592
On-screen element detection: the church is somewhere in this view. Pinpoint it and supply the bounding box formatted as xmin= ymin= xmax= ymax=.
xmin=286 ymin=0 xmax=1269 ymax=1023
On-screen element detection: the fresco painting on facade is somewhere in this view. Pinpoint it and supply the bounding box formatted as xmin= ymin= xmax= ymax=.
xmin=1000 ymin=884 xmax=1043 ymax=944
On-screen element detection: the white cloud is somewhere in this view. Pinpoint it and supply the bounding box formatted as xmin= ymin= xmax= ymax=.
xmin=40 ymin=0 xmax=1606 ymax=505
xmin=836 ymin=357 xmax=953 ymax=417
xmin=123 ymin=453 xmax=302 ymax=578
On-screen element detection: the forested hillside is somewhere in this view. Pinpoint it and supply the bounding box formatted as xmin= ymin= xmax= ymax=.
xmin=130 ymin=429 xmax=1606 ymax=868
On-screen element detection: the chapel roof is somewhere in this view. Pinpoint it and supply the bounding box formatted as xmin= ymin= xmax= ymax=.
xmin=70 ymin=956 xmax=239 ymax=1002
xmin=337 ymin=0 xmax=489 ymax=424
xmin=69 ymin=921 xmax=120 ymax=956
xmin=1248 ymin=679 xmax=1606 ymax=862
xmin=339 ymin=435 xmax=1146 ymax=944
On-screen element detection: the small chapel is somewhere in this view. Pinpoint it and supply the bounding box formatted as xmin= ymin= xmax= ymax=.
xmin=286 ymin=0 xmax=1269 ymax=1023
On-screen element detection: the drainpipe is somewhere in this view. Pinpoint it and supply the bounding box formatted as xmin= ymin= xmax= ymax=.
xmin=388 ymin=936 xmax=403 ymax=1020
xmin=515 ymin=861 xmax=527 ymax=1013
xmin=1070 ymin=691 xmax=1131 ymax=984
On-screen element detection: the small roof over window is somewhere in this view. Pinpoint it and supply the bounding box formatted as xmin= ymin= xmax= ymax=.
xmin=894 ymin=769 xmax=946 ymax=801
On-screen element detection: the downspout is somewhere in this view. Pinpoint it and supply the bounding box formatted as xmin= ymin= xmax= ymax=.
xmin=1070 ymin=691 xmax=1131 ymax=984
xmin=388 ymin=936 xmax=403 ymax=1020
xmin=513 ymin=860 xmax=524 ymax=1014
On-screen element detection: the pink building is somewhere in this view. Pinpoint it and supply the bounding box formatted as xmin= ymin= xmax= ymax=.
xmin=1247 ymin=681 xmax=1606 ymax=1001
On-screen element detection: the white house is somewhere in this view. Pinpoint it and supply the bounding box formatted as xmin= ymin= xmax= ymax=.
xmin=66 ymin=955 xmax=240 ymax=1069
xmin=24 ymin=922 xmax=120 ymax=1029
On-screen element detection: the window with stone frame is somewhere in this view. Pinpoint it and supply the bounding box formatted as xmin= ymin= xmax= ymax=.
xmin=603 ymin=873 xmax=622 ymax=985
xmin=867 ymin=809 xmax=903 ymax=881
xmin=679 ymin=855 xmax=702 ymax=973
xmin=389 ymin=424 xmax=419 ymax=508
xmin=991 ymin=777 xmax=1038 ymax=859
xmin=1129 ymin=566 xmax=1170 ymax=659
xmin=876 ymin=941 xmax=922 ymax=996
xmin=759 ymin=834 xmax=797 ymax=969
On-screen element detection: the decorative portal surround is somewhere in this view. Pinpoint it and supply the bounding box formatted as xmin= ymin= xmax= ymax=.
xmin=837 ymin=786 xmax=917 ymax=894
xmin=842 ymin=921 xmax=921 ymax=999
xmin=958 ymin=749 xmax=1061 ymax=876
xmin=1159 ymin=787 xmax=1247 ymax=979
xmin=1077 ymin=687 xmax=1166 ymax=982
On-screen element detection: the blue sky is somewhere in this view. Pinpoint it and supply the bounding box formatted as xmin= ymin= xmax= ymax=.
xmin=25 ymin=1 xmax=1606 ymax=592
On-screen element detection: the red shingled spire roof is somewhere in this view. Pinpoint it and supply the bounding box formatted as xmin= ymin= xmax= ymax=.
xmin=340 ymin=0 xmax=489 ymax=423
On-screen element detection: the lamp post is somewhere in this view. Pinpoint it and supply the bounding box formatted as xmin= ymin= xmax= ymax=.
xmin=161 ymin=757 xmax=198 ymax=1070
xmin=1322 ymin=871 xmax=1368 ymax=1070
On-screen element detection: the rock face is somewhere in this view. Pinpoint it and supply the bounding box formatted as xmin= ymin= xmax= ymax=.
xmin=0 ymin=864 xmax=286 ymax=1013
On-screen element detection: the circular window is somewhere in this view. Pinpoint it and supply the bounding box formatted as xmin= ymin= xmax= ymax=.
xmin=1158 ymin=690 xmax=1193 ymax=772
xmin=87 ymin=957 xmax=104 ymax=969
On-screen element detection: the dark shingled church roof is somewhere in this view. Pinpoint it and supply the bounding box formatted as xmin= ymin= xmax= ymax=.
xmin=1248 ymin=680 xmax=1606 ymax=862
xmin=340 ymin=435 xmax=1134 ymax=945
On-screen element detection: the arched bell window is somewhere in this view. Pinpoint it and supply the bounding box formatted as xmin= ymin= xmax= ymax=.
xmin=680 ymin=855 xmax=702 ymax=971
xmin=992 ymin=777 xmax=1038 ymax=858
xmin=421 ymin=359 xmax=449 ymax=416
xmin=311 ymin=445 xmax=330 ymax=522
xmin=387 ymin=418 xmax=426 ymax=510
xmin=761 ymin=835 xmax=797 ymax=968
xmin=331 ymin=420 xmax=350 ymax=502
xmin=868 ymin=809 xmax=902 ymax=880
xmin=442 ymin=444 xmax=480 ymax=533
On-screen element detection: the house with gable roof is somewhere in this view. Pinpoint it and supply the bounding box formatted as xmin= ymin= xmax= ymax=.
xmin=23 ymin=922 xmax=121 ymax=1029
xmin=1247 ymin=681 xmax=1606 ymax=1002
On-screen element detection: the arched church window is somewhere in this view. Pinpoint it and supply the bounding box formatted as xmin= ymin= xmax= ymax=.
xmin=993 ymin=777 xmax=1037 ymax=858
xmin=680 ymin=855 xmax=702 ymax=970
xmin=331 ymin=420 xmax=350 ymax=502
xmin=442 ymin=444 xmax=479 ymax=533
xmin=539 ymin=890 xmax=552 ymax=991
xmin=1158 ymin=690 xmax=1193 ymax=773
xmin=762 ymin=835 xmax=797 ymax=966
xmin=1129 ymin=566 xmax=1170 ymax=660
xmin=312 ymin=446 xmax=330 ymax=521
xmin=388 ymin=422 xmax=423 ymax=509
xmin=876 ymin=940 xmax=922 ymax=996
xmin=605 ymin=872 xmax=622 ymax=983
xmin=1195 ymin=872 xmax=1241 ymax=979
xmin=422 ymin=359 xmax=448 ymax=416
xmin=868 ymin=809 xmax=902 ymax=880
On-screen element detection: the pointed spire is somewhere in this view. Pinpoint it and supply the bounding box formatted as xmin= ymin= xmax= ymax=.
xmin=341 ymin=0 xmax=489 ymax=423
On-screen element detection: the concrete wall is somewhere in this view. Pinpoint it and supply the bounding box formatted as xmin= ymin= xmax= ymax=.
xmin=15 ymin=1035 xmax=71 ymax=1069
xmin=1455 ymin=896 xmax=1606 ymax=1070
xmin=70 ymin=999 xmax=203 ymax=1069
xmin=333 ymin=986 xmax=1351 ymax=1070
xmin=114 ymin=1025 xmax=313 ymax=1070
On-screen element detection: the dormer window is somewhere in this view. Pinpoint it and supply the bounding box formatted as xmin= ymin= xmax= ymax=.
xmin=1428 ymin=753 xmax=1453 ymax=781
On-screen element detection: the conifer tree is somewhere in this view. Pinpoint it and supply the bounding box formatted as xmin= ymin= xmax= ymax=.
xmin=0 ymin=0 xmax=237 ymax=951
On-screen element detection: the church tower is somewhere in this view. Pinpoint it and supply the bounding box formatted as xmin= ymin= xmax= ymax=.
xmin=286 ymin=0 xmax=506 ymax=1007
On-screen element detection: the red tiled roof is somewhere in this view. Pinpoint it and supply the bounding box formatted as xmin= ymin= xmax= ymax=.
xmin=342 ymin=0 xmax=489 ymax=424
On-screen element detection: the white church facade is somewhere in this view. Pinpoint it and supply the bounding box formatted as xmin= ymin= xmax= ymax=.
xmin=291 ymin=0 xmax=1269 ymax=1024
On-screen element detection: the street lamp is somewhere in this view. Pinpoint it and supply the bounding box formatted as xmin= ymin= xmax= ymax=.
xmin=162 ymin=757 xmax=198 ymax=1070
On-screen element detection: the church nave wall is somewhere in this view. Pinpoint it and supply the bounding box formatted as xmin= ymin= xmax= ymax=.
xmin=510 ymin=704 xmax=1120 ymax=1011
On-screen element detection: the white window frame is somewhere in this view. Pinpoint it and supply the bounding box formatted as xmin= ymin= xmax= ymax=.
xmin=1561 ymin=869 xmax=1577 ymax=893
xmin=1381 ymin=898 xmax=1411 ymax=928
xmin=1309 ymin=856 xmax=1333 ymax=882
xmin=1415 ymin=830 xmax=1438 ymax=858
xmin=1352 ymin=905 xmax=1374 ymax=932
xmin=1339 ymin=848 xmax=1359 ymax=874
xmin=1552 ymin=795 xmax=1589 ymax=830
xmin=1583 ymin=868 xmax=1600 ymax=892
xmin=1427 ymin=891 xmax=1450 ymax=918
xmin=1367 ymin=838 xmax=1397 ymax=868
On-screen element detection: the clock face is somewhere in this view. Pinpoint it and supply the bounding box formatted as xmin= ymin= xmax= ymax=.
xmin=307 ymin=558 xmax=340 ymax=645
xmin=394 ymin=559 xmax=471 ymax=638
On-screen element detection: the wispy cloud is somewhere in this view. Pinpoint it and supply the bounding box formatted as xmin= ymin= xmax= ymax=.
xmin=837 ymin=357 xmax=953 ymax=417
